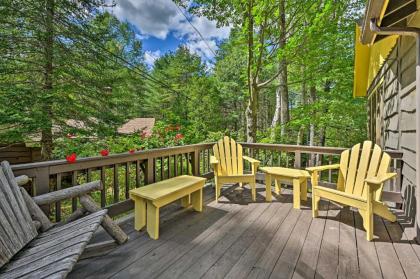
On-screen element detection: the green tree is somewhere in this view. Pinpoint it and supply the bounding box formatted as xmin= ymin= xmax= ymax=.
xmin=0 ymin=0 xmax=146 ymax=159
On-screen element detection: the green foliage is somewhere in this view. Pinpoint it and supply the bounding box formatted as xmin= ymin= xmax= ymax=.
xmin=2 ymin=0 xmax=368 ymax=159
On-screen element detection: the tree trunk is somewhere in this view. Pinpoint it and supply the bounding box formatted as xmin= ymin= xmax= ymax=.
xmin=297 ymin=68 xmax=307 ymax=145
xmin=309 ymin=85 xmax=316 ymax=166
xmin=41 ymin=0 xmax=55 ymax=160
xmin=246 ymin=84 xmax=258 ymax=143
xmin=271 ymin=0 xmax=289 ymax=140
xmin=245 ymin=0 xmax=257 ymax=143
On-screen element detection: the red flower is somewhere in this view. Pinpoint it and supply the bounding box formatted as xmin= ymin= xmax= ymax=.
xmin=66 ymin=153 xmax=77 ymax=163
xmin=66 ymin=133 xmax=76 ymax=139
xmin=175 ymin=125 xmax=181 ymax=131
xmin=100 ymin=149 xmax=109 ymax=156
xmin=129 ymin=149 xmax=135 ymax=154
xmin=175 ymin=133 xmax=184 ymax=141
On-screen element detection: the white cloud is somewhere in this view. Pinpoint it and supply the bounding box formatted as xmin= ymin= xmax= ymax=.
xmin=144 ymin=50 xmax=162 ymax=67
xmin=112 ymin=0 xmax=231 ymax=60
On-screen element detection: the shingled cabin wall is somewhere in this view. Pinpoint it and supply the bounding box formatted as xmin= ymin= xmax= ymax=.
xmin=0 ymin=143 xmax=41 ymax=164
xmin=367 ymin=36 xmax=417 ymax=222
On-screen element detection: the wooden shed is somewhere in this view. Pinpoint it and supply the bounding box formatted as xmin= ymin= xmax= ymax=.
xmin=354 ymin=0 xmax=420 ymax=240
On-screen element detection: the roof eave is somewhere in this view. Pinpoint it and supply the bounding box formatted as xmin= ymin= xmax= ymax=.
xmin=360 ymin=0 xmax=388 ymax=45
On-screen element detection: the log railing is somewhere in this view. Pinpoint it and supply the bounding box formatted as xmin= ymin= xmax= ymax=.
xmin=11 ymin=142 xmax=404 ymax=221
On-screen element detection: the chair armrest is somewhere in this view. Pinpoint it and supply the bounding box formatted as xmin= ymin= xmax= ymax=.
xmin=243 ymin=156 xmax=260 ymax=165
xmin=32 ymin=180 xmax=103 ymax=206
xmin=210 ymin=155 xmax=219 ymax=166
xmin=306 ymin=164 xmax=340 ymax=172
xmin=365 ymin=173 xmax=397 ymax=190
xmin=16 ymin=175 xmax=30 ymax=186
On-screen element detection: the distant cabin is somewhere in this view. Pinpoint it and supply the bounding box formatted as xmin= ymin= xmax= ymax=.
xmin=354 ymin=0 xmax=419 ymax=235
xmin=117 ymin=118 xmax=155 ymax=137
xmin=0 ymin=143 xmax=41 ymax=164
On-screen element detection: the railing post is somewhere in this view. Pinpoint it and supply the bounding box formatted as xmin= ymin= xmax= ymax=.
xmin=34 ymin=166 xmax=50 ymax=214
xmin=191 ymin=150 xmax=200 ymax=176
xmin=294 ymin=151 xmax=301 ymax=169
xmin=144 ymin=158 xmax=154 ymax=184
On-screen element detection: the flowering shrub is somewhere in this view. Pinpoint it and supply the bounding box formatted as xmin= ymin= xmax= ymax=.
xmin=53 ymin=121 xmax=186 ymax=160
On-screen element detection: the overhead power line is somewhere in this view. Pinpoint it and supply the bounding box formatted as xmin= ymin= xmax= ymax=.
xmin=173 ymin=2 xmax=217 ymax=58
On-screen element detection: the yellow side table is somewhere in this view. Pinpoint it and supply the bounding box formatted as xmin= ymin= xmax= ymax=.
xmin=260 ymin=167 xmax=311 ymax=209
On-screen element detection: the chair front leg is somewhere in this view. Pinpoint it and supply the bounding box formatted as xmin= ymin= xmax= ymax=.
xmin=365 ymin=184 xmax=375 ymax=241
xmin=311 ymin=171 xmax=320 ymax=218
xmin=214 ymin=175 xmax=221 ymax=202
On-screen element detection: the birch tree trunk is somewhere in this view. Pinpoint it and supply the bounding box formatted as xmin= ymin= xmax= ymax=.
xmin=297 ymin=67 xmax=307 ymax=145
xmin=309 ymin=85 xmax=316 ymax=166
xmin=271 ymin=0 xmax=289 ymax=140
xmin=245 ymin=0 xmax=258 ymax=143
xmin=41 ymin=0 xmax=54 ymax=160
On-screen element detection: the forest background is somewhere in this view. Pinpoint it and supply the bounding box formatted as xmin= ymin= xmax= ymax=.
xmin=0 ymin=0 xmax=366 ymax=161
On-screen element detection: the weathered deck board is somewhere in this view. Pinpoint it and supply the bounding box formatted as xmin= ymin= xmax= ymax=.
xmin=383 ymin=219 xmax=420 ymax=279
xmin=224 ymin=195 xmax=293 ymax=279
xmin=69 ymin=184 xmax=420 ymax=279
xmin=292 ymin=201 xmax=329 ymax=279
xmin=354 ymin=211 xmax=382 ymax=279
xmin=373 ymin=213 xmax=406 ymax=279
xmin=338 ymin=207 xmax=359 ymax=278
xmin=315 ymin=202 xmax=341 ymax=279
xmin=269 ymin=206 xmax=312 ymax=278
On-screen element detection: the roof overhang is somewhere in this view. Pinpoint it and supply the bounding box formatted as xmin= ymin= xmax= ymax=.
xmin=360 ymin=0 xmax=418 ymax=45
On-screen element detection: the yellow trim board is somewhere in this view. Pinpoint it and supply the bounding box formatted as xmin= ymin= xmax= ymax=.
xmin=353 ymin=24 xmax=398 ymax=97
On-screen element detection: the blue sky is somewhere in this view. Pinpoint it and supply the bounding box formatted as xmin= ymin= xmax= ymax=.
xmin=109 ymin=0 xmax=231 ymax=67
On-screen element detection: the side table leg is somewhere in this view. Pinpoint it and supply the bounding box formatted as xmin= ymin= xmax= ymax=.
xmin=300 ymin=179 xmax=308 ymax=201
xmin=265 ymin=174 xmax=272 ymax=202
xmin=293 ymin=179 xmax=301 ymax=209
xmin=147 ymin=201 xmax=160 ymax=240
xmin=274 ymin=179 xmax=281 ymax=195
xmin=134 ymin=197 xmax=146 ymax=231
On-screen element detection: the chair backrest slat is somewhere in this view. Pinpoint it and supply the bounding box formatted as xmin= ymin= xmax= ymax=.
xmin=362 ymin=144 xmax=382 ymax=198
xmin=223 ymin=137 xmax=232 ymax=175
xmin=213 ymin=137 xmax=243 ymax=176
xmin=353 ymin=141 xmax=373 ymax=196
xmin=339 ymin=141 xmax=392 ymax=202
xmin=344 ymin=143 xmax=361 ymax=195
xmin=375 ymin=152 xmax=391 ymax=201
xmin=337 ymin=149 xmax=350 ymax=191
xmin=0 ymin=161 xmax=38 ymax=268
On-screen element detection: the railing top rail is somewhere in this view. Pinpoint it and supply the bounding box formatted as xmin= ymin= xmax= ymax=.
xmin=11 ymin=142 xmax=403 ymax=173
xmin=240 ymin=142 xmax=403 ymax=159
xmin=11 ymin=143 xmax=214 ymax=172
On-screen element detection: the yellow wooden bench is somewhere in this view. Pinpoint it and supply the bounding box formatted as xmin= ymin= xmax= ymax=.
xmin=129 ymin=175 xmax=206 ymax=239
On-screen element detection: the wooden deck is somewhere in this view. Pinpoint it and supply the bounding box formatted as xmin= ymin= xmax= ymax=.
xmin=69 ymin=183 xmax=420 ymax=279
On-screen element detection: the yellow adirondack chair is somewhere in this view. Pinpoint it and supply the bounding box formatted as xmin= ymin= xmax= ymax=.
xmin=307 ymin=141 xmax=397 ymax=241
xmin=210 ymin=137 xmax=260 ymax=202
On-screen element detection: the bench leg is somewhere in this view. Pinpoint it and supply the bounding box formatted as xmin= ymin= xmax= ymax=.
xmin=293 ymin=179 xmax=301 ymax=209
xmin=180 ymin=195 xmax=191 ymax=208
xmin=134 ymin=197 xmax=146 ymax=231
xmin=265 ymin=174 xmax=272 ymax=202
xmin=191 ymin=189 xmax=203 ymax=212
xmin=146 ymin=201 xmax=160 ymax=240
